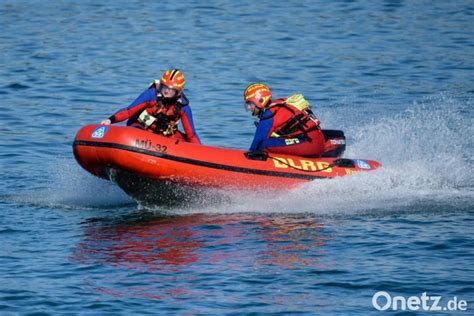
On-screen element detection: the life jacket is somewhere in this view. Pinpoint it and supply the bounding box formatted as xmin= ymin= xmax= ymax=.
xmin=136 ymin=82 xmax=189 ymax=136
xmin=263 ymin=94 xmax=320 ymax=140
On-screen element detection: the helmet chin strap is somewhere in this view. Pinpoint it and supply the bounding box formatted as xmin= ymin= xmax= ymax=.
xmin=253 ymin=107 xmax=264 ymax=117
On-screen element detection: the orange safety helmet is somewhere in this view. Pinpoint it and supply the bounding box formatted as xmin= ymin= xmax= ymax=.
xmin=160 ymin=69 xmax=186 ymax=93
xmin=243 ymin=83 xmax=272 ymax=111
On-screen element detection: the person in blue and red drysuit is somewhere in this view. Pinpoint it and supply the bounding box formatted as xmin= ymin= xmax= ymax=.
xmin=100 ymin=69 xmax=200 ymax=143
xmin=243 ymin=83 xmax=325 ymax=157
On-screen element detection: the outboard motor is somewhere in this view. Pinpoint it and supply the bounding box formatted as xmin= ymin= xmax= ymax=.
xmin=321 ymin=130 xmax=346 ymax=158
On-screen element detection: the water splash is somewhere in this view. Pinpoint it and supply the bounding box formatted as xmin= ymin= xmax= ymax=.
xmin=187 ymin=96 xmax=474 ymax=215
xmin=15 ymin=158 xmax=133 ymax=209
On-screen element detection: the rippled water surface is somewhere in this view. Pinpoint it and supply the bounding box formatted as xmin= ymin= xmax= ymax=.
xmin=1 ymin=1 xmax=473 ymax=314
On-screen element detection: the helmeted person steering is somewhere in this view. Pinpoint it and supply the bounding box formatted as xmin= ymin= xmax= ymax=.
xmin=244 ymin=83 xmax=324 ymax=157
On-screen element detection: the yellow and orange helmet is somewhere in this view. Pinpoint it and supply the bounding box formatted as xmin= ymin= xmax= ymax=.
xmin=160 ymin=69 xmax=185 ymax=93
xmin=243 ymin=83 xmax=272 ymax=114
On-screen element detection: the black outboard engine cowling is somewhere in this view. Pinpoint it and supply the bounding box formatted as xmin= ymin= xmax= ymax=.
xmin=321 ymin=130 xmax=346 ymax=158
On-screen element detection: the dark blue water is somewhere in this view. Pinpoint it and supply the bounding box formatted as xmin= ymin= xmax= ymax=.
xmin=1 ymin=1 xmax=473 ymax=314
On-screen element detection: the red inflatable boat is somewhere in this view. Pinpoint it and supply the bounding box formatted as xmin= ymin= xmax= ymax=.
xmin=73 ymin=125 xmax=381 ymax=205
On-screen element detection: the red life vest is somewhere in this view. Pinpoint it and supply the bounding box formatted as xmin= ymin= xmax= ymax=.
xmin=137 ymin=102 xmax=182 ymax=136
xmin=267 ymin=94 xmax=320 ymax=139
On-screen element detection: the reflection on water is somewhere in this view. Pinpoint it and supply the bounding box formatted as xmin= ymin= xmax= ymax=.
xmin=73 ymin=212 xmax=330 ymax=272
xmin=72 ymin=212 xmax=331 ymax=301
xmin=257 ymin=217 xmax=328 ymax=269
xmin=73 ymin=214 xmax=203 ymax=270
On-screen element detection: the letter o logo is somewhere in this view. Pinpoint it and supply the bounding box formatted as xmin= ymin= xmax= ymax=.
xmin=372 ymin=291 xmax=392 ymax=311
